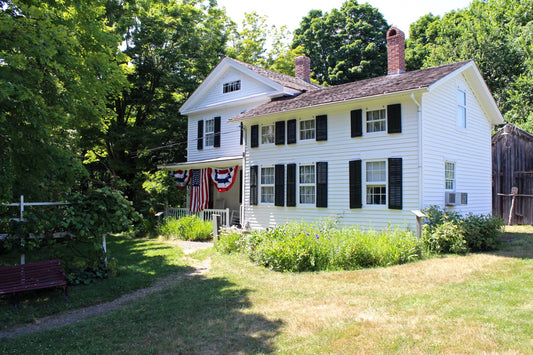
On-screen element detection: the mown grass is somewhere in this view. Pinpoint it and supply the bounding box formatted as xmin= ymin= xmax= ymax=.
xmin=0 ymin=236 xmax=189 ymax=329
xmin=1 ymin=226 xmax=531 ymax=354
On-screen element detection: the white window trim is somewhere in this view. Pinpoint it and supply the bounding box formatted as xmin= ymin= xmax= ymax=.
xmin=223 ymin=80 xmax=241 ymax=94
xmin=457 ymin=89 xmax=467 ymax=129
xmin=298 ymin=118 xmax=316 ymax=142
xmin=261 ymin=124 xmax=275 ymax=146
xmin=445 ymin=161 xmax=456 ymax=191
xmin=298 ymin=164 xmax=316 ymax=205
xmin=364 ymin=160 xmax=388 ymax=208
xmin=260 ymin=166 xmax=275 ymax=204
xmin=204 ymin=118 xmax=215 ymax=148
xmin=364 ymin=107 xmax=387 ymax=135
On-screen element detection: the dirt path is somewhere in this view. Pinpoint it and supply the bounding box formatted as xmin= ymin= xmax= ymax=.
xmin=0 ymin=241 xmax=213 ymax=340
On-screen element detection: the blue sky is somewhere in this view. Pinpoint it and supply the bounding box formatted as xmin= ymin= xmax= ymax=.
xmin=216 ymin=0 xmax=473 ymax=36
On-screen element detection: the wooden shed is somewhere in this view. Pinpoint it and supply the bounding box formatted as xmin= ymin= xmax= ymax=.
xmin=492 ymin=124 xmax=533 ymax=225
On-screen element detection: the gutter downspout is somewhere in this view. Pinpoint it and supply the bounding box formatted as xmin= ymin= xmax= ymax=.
xmin=411 ymin=93 xmax=423 ymax=209
xmin=241 ymin=125 xmax=247 ymax=228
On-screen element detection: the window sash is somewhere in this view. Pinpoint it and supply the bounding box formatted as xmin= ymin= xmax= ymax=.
xmin=299 ymin=119 xmax=315 ymax=140
xmin=261 ymin=125 xmax=275 ymax=144
xmin=205 ymin=119 xmax=215 ymax=147
xmin=299 ymin=165 xmax=315 ymax=204
xmin=365 ymin=161 xmax=386 ymax=205
xmin=445 ymin=162 xmax=455 ymax=190
xmin=366 ymin=109 xmax=386 ymax=133
xmin=261 ymin=167 xmax=275 ymax=203
xmin=223 ymin=80 xmax=241 ymax=93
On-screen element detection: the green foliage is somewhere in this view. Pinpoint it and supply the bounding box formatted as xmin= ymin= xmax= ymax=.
xmin=216 ymin=220 xmax=421 ymax=272
xmin=292 ymin=0 xmax=389 ymax=85
xmin=405 ymin=0 xmax=533 ymax=132
xmin=421 ymin=206 xmax=504 ymax=254
xmin=0 ymin=0 xmax=127 ymax=202
xmin=159 ymin=216 xmax=212 ymax=241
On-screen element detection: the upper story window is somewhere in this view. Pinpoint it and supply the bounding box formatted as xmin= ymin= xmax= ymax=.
xmin=366 ymin=161 xmax=387 ymax=205
xmin=300 ymin=119 xmax=315 ymax=140
xmin=366 ymin=109 xmax=386 ymax=133
xmin=299 ymin=165 xmax=315 ymax=204
xmin=205 ymin=118 xmax=215 ymax=147
xmin=261 ymin=124 xmax=275 ymax=145
xmin=445 ymin=161 xmax=455 ymax=190
xmin=223 ymin=80 xmax=241 ymax=93
xmin=457 ymin=90 xmax=466 ymax=128
xmin=261 ymin=167 xmax=274 ymax=203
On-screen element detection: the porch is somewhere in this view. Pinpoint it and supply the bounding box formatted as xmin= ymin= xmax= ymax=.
xmin=164 ymin=207 xmax=240 ymax=227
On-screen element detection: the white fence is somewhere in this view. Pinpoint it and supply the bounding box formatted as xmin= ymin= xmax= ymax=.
xmin=165 ymin=207 xmax=231 ymax=227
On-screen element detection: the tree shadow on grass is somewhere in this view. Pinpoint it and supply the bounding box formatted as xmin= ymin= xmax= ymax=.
xmin=0 ymin=236 xmax=193 ymax=330
xmin=491 ymin=229 xmax=533 ymax=259
xmin=0 ymin=274 xmax=283 ymax=354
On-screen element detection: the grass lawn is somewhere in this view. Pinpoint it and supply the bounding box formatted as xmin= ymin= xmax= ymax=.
xmin=1 ymin=227 xmax=531 ymax=354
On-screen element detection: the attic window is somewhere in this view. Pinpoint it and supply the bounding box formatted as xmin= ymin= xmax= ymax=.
xmin=223 ymin=80 xmax=241 ymax=93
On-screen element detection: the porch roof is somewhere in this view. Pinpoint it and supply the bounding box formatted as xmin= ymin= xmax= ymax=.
xmin=158 ymin=156 xmax=242 ymax=170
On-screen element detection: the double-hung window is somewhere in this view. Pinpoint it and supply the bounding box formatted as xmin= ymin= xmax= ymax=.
xmin=261 ymin=124 xmax=275 ymax=145
xmin=366 ymin=109 xmax=386 ymax=133
xmin=457 ymin=90 xmax=467 ymax=128
xmin=299 ymin=119 xmax=315 ymax=140
xmin=299 ymin=165 xmax=315 ymax=204
xmin=445 ymin=161 xmax=455 ymax=190
xmin=261 ymin=167 xmax=274 ymax=203
xmin=366 ymin=161 xmax=387 ymax=205
xmin=204 ymin=118 xmax=215 ymax=147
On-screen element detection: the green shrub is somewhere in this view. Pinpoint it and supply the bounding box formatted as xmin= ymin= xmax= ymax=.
xmin=462 ymin=214 xmax=504 ymax=251
xmin=214 ymin=227 xmax=242 ymax=253
xmin=217 ymin=220 xmax=421 ymax=272
xmin=159 ymin=216 xmax=212 ymax=241
xmin=422 ymin=206 xmax=504 ymax=254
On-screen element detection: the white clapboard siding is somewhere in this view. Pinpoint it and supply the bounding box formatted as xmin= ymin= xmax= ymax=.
xmin=421 ymin=73 xmax=493 ymax=215
xmin=242 ymin=95 xmax=421 ymax=231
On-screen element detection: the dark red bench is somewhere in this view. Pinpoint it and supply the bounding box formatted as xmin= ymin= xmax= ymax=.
xmin=0 ymin=259 xmax=68 ymax=307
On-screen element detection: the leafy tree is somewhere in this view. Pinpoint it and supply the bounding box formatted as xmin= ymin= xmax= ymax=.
xmin=405 ymin=0 xmax=533 ymax=131
xmin=292 ymin=0 xmax=389 ymax=85
xmin=0 ymin=0 xmax=126 ymax=202
xmin=82 ymin=0 xmax=231 ymax=210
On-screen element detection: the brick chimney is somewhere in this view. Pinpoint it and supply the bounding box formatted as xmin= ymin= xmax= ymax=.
xmin=295 ymin=55 xmax=311 ymax=82
xmin=386 ymin=27 xmax=406 ymax=75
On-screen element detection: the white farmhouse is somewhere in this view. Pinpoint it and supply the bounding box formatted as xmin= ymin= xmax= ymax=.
xmin=161 ymin=27 xmax=504 ymax=230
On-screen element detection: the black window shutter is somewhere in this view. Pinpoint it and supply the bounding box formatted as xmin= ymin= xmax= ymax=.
xmin=349 ymin=160 xmax=362 ymax=208
xmin=286 ymin=164 xmax=296 ymax=207
xmin=388 ymin=158 xmax=403 ymax=210
xmin=251 ymin=124 xmax=259 ymax=148
xmin=316 ymin=162 xmax=328 ymax=207
xmin=239 ymin=168 xmax=242 ymax=203
xmin=239 ymin=122 xmax=243 ymax=145
xmin=214 ymin=116 xmax=221 ymax=147
xmin=316 ymin=115 xmax=328 ymax=141
xmin=197 ymin=120 xmax=204 ymax=150
xmin=275 ymin=164 xmax=285 ymax=207
xmin=250 ymin=166 xmax=258 ymax=206
xmin=287 ymin=119 xmax=297 ymax=144
xmin=275 ymin=121 xmax=285 ymax=145
xmin=387 ymin=104 xmax=402 ymax=134
xmin=351 ymin=109 xmax=363 ymax=137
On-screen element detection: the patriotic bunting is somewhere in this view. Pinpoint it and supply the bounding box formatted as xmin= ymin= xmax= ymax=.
xmin=210 ymin=166 xmax=239 ymax=192
xmin=190 ymin=168 xmax=211 ymax=212
xmin=169 ymin=170 xmax=190 ymax=189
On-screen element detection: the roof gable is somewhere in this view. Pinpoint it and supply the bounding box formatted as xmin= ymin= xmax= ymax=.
xmin=230 ymin=60 xmax=504 ymax=126
xmin=180 ymin=57 xmax=321 ymax=115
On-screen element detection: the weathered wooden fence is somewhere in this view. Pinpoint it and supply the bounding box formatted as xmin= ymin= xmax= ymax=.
xmin=492 ymin=124 xmax=533 ymax=225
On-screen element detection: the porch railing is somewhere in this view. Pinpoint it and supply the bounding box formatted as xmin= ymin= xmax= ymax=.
xmin=165 ymin=207 xmax=230 ymax=227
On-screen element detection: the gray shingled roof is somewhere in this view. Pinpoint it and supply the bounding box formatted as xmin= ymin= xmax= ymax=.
xmin=230 ymin=60 xmax=471 ymax=121
xmin=227 ymin=57 xmax=323 ymax=92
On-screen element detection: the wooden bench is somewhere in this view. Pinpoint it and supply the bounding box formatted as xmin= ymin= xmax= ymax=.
xmin=0 ymin=259 xmax=68 ymax=307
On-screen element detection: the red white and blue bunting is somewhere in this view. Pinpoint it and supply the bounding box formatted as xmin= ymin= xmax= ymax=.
xmin=169 ymin=170 xmax=190 ymax=189
xmin=210 ymin=166 xmax=239 ymax=192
